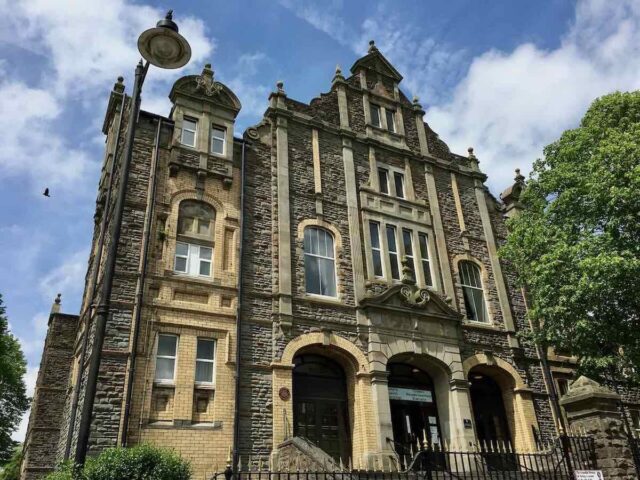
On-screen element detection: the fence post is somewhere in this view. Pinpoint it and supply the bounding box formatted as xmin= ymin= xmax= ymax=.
xmin=560 ymin=376 xmax=636 ymax=479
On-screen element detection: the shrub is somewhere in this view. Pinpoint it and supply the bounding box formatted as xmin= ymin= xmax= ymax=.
xmin=45 ymin=444 xmax=191 ymax=480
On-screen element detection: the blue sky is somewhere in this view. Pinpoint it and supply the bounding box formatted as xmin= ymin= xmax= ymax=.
xmin=2 ymin=0 xmax=640 ymax=441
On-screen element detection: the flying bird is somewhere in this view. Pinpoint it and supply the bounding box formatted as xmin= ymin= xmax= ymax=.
xmin=43 ymin=188 xmax=50 ymax=197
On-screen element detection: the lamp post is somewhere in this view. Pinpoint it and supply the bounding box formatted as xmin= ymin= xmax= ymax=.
xmin=74 ymin=10 xmax=191 ymax=466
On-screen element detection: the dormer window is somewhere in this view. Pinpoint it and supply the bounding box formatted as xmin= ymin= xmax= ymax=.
xmin=181 ymin=118 xmax=197 ymax=147
xmin=385 ymin=109 xmax=396 ymax=133
xmin=370 ymin=104 xmax=382 ymax=128
xmin=211 ymin=126 xmax=226 ymax=155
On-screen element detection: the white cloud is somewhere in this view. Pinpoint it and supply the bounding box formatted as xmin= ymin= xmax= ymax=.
xmin=11 ymin=366 xmax=39 ymax=442
xmin=0 ymin=0 xmax=215 ymax=191
xmin=277 ymin=0 xmax=352 ymax=46
xmin=426 ymin=0 xmax=640 ymax=191
xmin=40 ymin=248 xmax=89 ymax=304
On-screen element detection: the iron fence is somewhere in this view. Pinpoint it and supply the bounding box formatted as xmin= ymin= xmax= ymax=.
xmin=212 ymin=435 xmax=596 ymax=480
xmin=630 ymin=435 xmax=640 ymax=477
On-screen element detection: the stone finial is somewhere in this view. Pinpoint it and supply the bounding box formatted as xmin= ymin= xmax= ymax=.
xmin=113 ymin=76 xmax=125 ymax=94
xmin=201 ymin=63 xmax=214 ymax=80
xmin=51 ymin=293 xmax=61 ymax=314
xmin=368 ymin=40 xmax=378 ymax=53
xmin=412 ymin=95 xmax=424 ymax=112
xmin=467 ymin=147 xmax=476 ymax=160
xmin=332 ymin=64 xmax=345 ymax=83
xmin=514 ymin=168 xmax=525 ymax=183
xmin=276 ymin=80 xmax=285 ymax=94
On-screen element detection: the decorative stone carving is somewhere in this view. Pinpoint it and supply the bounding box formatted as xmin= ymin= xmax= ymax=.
xmin=195 ymin=63 xmax=223 ymax=97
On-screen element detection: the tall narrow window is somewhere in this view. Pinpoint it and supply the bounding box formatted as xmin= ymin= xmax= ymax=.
xmin=459 ymin=261 xmax=487 ymax=322
xmin=181 ymin=118 xmax=197 ymax=147
xmin=304 ymin=227 xmax=337 ymax=297
xmin=402 ymin=229 xmax=415 ymax=278
xmin=394 ymin=172 xmax=405 ymax=198
xmin=211 ymin=126 xmax=226 ymax=155
xmin=385 ymin=109 xmax=396 ymax=133
xmin=369 ymin=221 xmax=383 ymax=277
xmin=155 ymin=334 xmax=178 ymax=382
xmin=418 ymin=233 xmax=433 ymax=286
xmin=195 ymin=338 xmax=216 ymax=384
xmin=370 ymin=104 xmax=382 ymax=127
xmin=386 ymin=225 xmax=400 ymax=280
xmin=378 ymin=168 xmax=390 ymax=195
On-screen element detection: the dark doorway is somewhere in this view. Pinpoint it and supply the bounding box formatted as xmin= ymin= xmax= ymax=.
xmin=388 ymin=363 xmax=443 ymax=468
xmin=469 ymin=373 xmax=511 ymax=444
xmin=469 ymin=372 xmax=516 ymax=470
xmin=292 ymin=354 xmax=351 ymax=464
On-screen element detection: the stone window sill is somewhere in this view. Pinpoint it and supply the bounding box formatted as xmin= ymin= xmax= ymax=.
xmin=462 ymin=320 xmax=503 ymax=331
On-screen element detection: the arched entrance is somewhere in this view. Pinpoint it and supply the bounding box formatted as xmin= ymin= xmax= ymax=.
xmin=469 ymin=372 xmax=511 ymax=445
xmin=292 ymin=354 xmax=351 ymax=463
xmin=388 ymin=362 xmax=442 ymax=458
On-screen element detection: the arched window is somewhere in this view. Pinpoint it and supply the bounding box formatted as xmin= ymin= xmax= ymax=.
xmin=303 ymin=227 xmax=337 ymax=297
xmin=174 ymin=200 xmax=215 ymax=277
xmin=459 ymin=261 xmax=487 ymax=322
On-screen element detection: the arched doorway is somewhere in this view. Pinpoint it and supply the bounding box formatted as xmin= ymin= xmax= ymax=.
xmin=469 ymin=372 xmax=511 ymax=446
xmin=292 ymin=354 xmax=351 ymax=463
xmin=388 ymin=362 xmax=442 ymax=458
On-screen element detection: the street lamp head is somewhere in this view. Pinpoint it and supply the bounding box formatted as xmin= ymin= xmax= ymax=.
xmin=138 ymin=10 xmax=192 ymax=69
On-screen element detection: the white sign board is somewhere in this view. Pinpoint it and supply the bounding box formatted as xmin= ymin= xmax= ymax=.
xmin=388 ymin=387 xmax=432 ymax=403
xmin=574 ymin=471 xmax=604 ymax=480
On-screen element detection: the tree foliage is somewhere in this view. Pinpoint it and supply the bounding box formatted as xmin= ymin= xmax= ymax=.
xmin=501 ymin=91 xmax=640 ymax=380
xmin=45 ymin=444 xmax=191 ymax=480
xmin=0 ymin=445 xmax=22 ymax=480
xmin=0 ymin=294 xmax=29 ymax=463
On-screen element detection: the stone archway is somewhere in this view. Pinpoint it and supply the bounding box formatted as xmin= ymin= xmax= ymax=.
xmin=463 ymin=354 xmax=539 ymax=452
xmin=272 ymin=332 xmax=376 ymax=466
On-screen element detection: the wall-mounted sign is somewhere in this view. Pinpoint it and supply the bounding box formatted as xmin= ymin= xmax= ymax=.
xmin=278 ymin=387 xmax=290 ymax=401
xmin=389 ymin=387 xmax=432 ymax=403
xmin=463 ymin=418 xmax=473 ymax=429
xmin=574 ymin=471 xmax=603 ymax=480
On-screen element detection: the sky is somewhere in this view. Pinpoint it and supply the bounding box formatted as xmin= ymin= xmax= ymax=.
xmin=1 ymin=0 xmax=640 ymax=442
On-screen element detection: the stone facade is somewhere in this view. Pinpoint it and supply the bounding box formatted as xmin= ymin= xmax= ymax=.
xmin=22 ymin=43 xmax=640 ymax=479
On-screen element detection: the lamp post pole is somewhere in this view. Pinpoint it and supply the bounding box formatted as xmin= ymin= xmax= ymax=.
xmin=74 ymin=11 xmax=190 ymax=466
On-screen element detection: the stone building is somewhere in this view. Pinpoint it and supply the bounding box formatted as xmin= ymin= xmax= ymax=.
xmin=21 ymin=42 xmax=640 ymax=479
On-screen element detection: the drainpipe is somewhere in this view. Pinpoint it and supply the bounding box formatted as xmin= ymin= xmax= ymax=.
xmin=232 ymin=138 xmax=247 ymax=471
xmin=64 ymin=88 xmax=126 ymax=461
xmin=120 ymin=117 xmax=163 ymax=446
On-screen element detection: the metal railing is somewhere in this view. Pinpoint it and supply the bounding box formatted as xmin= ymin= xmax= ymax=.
xmin=212 ymin=435 xmax=596 ymax=480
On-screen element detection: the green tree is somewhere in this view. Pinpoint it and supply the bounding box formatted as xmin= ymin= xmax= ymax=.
xmin=0 ymin=444 xmax=22 ymax=480
xmin=0 ymin=294 xmax=29 ymax=463
xmin=501 ymin=91 xmax=640 ymax=381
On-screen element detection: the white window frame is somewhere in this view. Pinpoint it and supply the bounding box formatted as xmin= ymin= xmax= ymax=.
xmin=378 ymin=168 xmax=390 ymax=195
xmin=195 ymin=338 xmax=216 ymax=386
xmin=459 ymin=261 xmax=488 ymax=323
xmin=377 ymin=163 xmax=406 ymax=199
xmin=393 ymin=171 xmax=405 ymax=199
xmin=155 ymin=334 xmax=178 ymax=384
xmin=303 ymin=227 xmax=338 ymax=298
xmin=211 ymin=125 xmax=226 ymax=156
xmin=174 ymin=242 xmax=213 ymax=278
xmin=370 ymin=103 xmax=382 ymax=128
xmin=417 ymin=232 xmax=434 ymax=286
xmin=386 ymin=225 xmax=401 ymax=280
xmin=181 ymin=117 xmax=198 ymax=148
xmin=402 ymin=228 xmax=416 ymax=278
xmin=385 ymin=108 xmax=396 ymax=133
xmin=369 ymin=221 xmax=384 ymax=278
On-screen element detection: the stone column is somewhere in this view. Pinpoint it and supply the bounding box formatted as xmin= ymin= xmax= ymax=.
xmin=560 ymin=376 xmax=636 ymax=479
xmin=367 ymin=369 xmax=397 ymax=469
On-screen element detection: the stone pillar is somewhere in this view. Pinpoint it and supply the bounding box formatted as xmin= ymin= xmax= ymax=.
xmin=560 ymin=376 xmax=636 ymax=479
